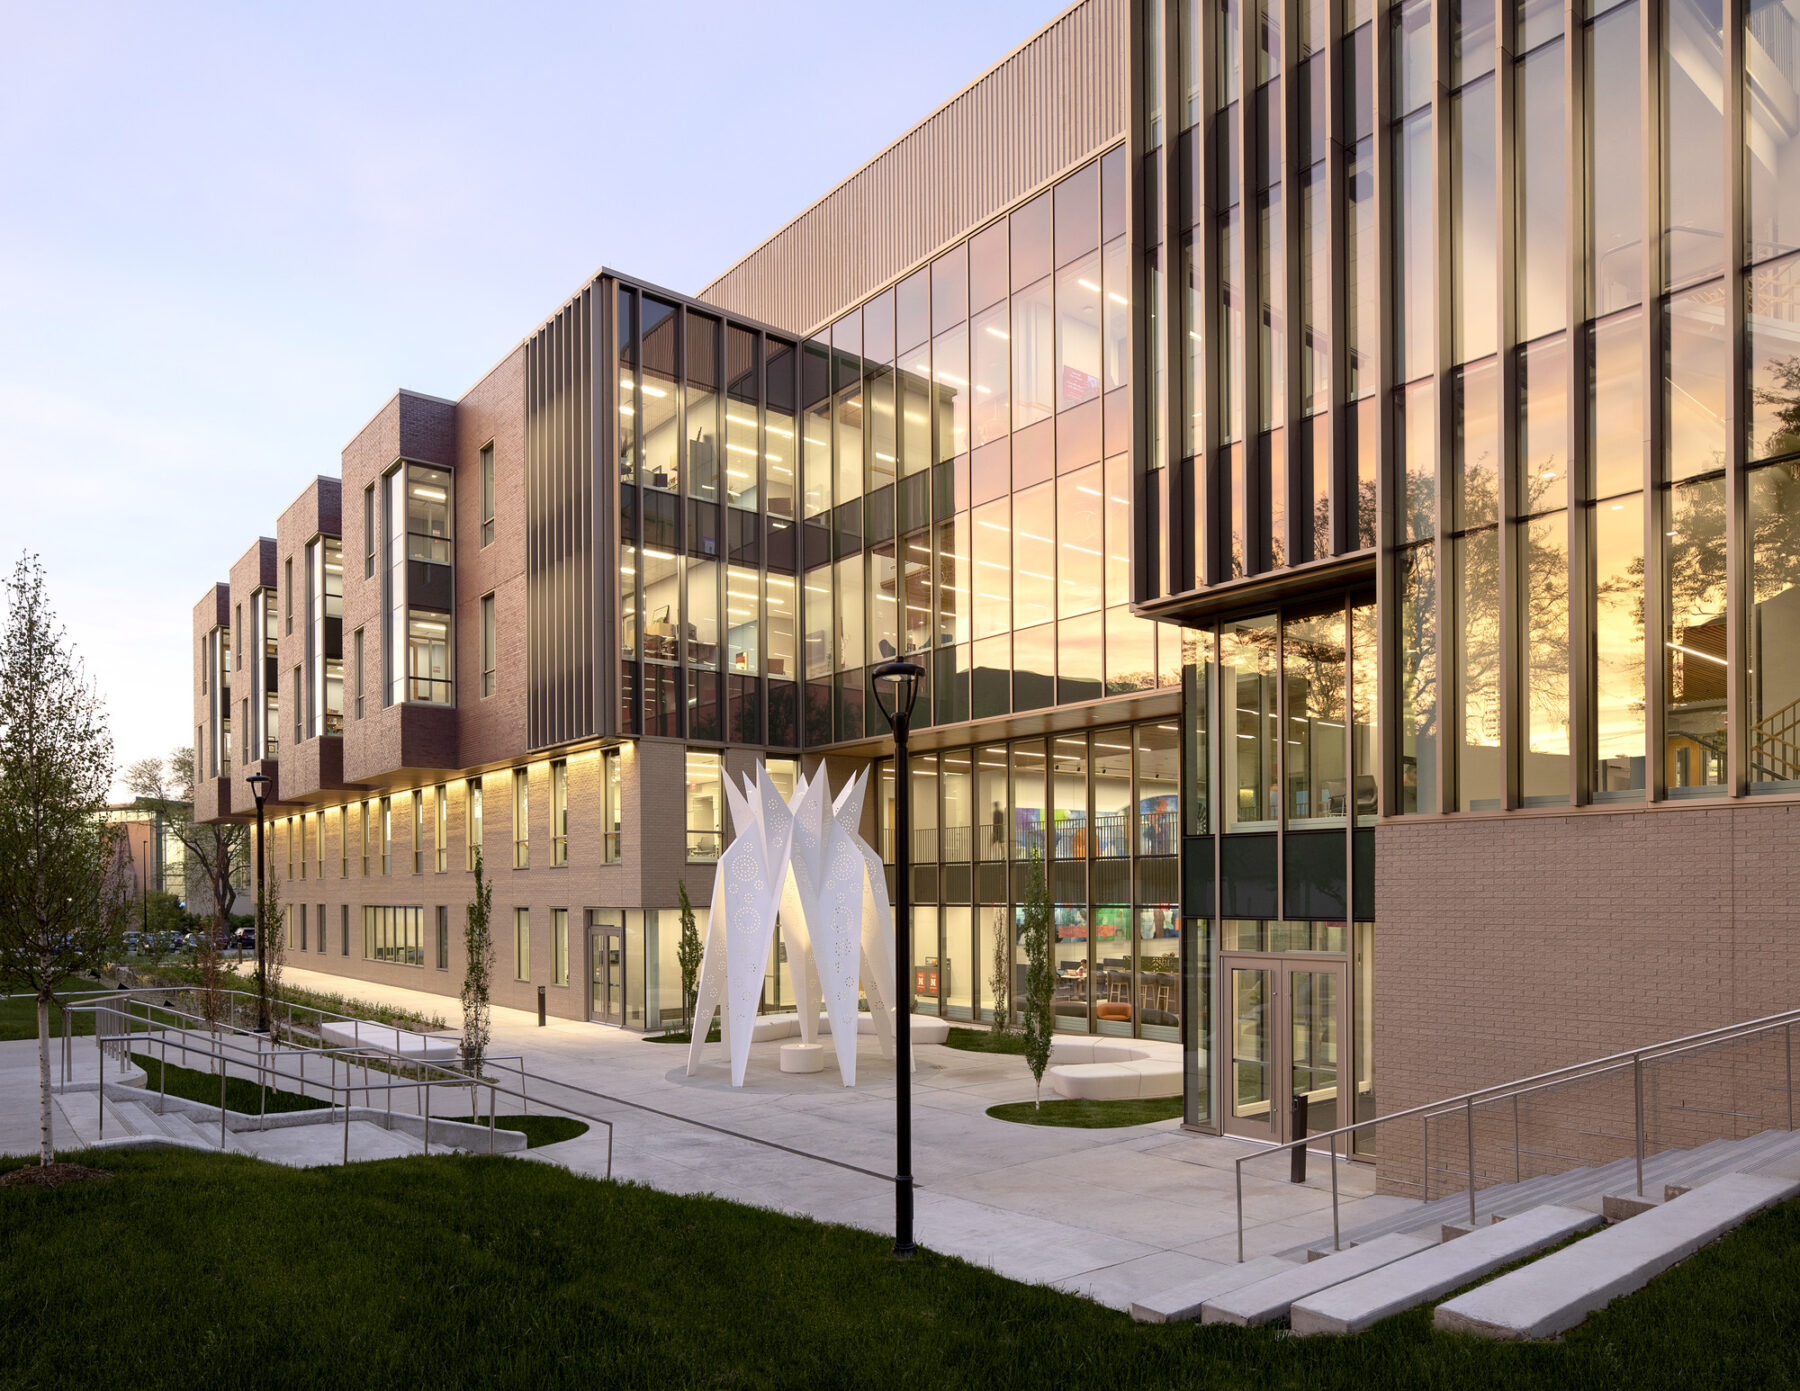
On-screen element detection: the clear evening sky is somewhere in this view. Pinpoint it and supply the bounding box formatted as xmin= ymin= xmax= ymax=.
xmin=0 ymin=0 xmax=1069 ymax=794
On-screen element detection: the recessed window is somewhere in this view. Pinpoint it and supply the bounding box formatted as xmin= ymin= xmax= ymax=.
xmin=551 ymin=760 xmax=568 ymax=866
xmin=480 ymin=443 xmax=495 ymax=547
xmin=685 ymin=750 xmax=722 ymax=861
xmin=481 ymin=593 xmax=497 ymax=698
xmin=514 ymin=906 xmax=531 ymax=981
xmin=467 ymin=779 xmax=483 ymax=870
xmin=553 ymin=908 xmax=569 ymax=986
xmin=364 ymin=484 xmax=376 ymax=578
xmin=435 ymin=905 xmax=449 ymax=969
xmin=434 ymin=783 xmax=447 ymax=873
xmin=380 ymin=796 xmax=392 ymax=875
xmin=512 ymin=768 xmax=530 ymax=869
xmin=411 ymin=791 xmax=424 ymax=874
xmin=602 ymin=748 xmax=622 ymax=863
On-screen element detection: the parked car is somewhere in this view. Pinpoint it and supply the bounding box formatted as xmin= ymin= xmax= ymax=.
xmin=121 ymin=930 xmax=141 ymax=954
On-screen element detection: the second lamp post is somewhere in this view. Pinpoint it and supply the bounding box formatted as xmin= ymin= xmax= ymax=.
xmin=873 ymin=659 xmax=924 ymax=1260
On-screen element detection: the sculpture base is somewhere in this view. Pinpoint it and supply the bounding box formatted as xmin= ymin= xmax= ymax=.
xmin=778 ymin=1042 xmax=826 ymax=1074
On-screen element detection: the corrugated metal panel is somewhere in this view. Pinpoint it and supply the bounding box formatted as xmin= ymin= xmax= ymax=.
xmin=696 ymin=0 xmax=1127 ymax=335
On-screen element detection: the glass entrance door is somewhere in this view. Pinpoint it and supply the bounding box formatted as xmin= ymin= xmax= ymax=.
xmin=1222 ymin=956 xmax=1346 ymax=1144
xmin=589 ymin=923 xmax=625 ymax=1026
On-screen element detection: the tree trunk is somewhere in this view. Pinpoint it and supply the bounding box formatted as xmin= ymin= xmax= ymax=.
xmin=37 ymin=993 xmax=53 ymax=1166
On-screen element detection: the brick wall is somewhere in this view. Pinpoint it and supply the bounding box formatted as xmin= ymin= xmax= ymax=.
xmin=1374 ymin=801 xmax=1800 ymax=1196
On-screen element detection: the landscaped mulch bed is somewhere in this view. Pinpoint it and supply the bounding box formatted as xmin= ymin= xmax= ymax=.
xmin=0 ymin=1162 xmax=112 ymax=1188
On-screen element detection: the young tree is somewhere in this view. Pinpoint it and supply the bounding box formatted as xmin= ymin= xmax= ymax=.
xmin=676 ymin=879 xmax=702 ymax=1034
xmin=1017 ymin=848 xmax=1056 ymax=1110
xmin=252 ymin=867 xmax=285 ymax=1036
xmin=987 ymin=904 xmax=1012 ymax=1035
xmin=0 ymin=554 xmax=133 ymax=1165
xmin=460 ymin=849 xmax=494 ymax=1073
xmin=123 ymin=748 xmax=248 ymax=970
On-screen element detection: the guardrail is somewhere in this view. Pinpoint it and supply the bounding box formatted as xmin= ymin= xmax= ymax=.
xmin=65 ymin=998 xmax=613 ymax=1176
xmin=1231 ymin=1005 xmax=1800 ymax=1262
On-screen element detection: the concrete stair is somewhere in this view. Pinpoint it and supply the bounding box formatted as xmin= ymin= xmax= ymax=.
xmin=1198 ymin=1232 xmax=1435 ymax=1327
xmin=1434 ymin=1170 xmax=1800 ymax=1339
xmin=1308 ymin=1127 xmax=1800 ymax=1256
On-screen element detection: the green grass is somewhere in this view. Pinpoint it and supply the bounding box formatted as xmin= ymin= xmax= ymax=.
xmin=129 ymin=1052 xmax=329 ymax=1116
xmin=942 ymin=1025 xmax=1027 ymax=1055
xmin=986 ymin=1095 xmax=1185 ymax=1128
xmin=643 ymin=1027 xmax=720 ymax=1044
xmin=428 ymin=1115 xmax=590 ymax=1149
xmin=0 ymin=984 xmax=123 ymax=1042
xmin=2 ymin=1147 xmax=1799 ymax=1390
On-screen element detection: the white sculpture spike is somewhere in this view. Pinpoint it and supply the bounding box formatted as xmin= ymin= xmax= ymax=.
xmin=777 ymin=772 xmax=826 ymax=1045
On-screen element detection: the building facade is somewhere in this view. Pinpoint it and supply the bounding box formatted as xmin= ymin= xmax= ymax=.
xmin=189 ymin=0 xmax=1800 ymax=1192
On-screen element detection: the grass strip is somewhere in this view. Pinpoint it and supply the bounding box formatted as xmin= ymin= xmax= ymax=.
xmin=942 ymin=1026 xmax=1028 ymax=1055
xmin=428 ymin=1114 xmax=590 ymax=1149
xmin=986 ymin=1095 xmax=1184 ymax=1128
xmin=129 ymin=1051 xmax=329 ymax=1116
xmin=0 ymin=985 xmax=121 ymax=1042
xmin=2 ymin=1147 xmax=1798 ymax=1390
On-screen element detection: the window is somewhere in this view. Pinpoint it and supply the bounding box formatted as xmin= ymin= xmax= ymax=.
xmin=353 ymin=627 xmax=364 ymax=719
xmin=405 ymin=611 xmax=453 ymax=704
xmin=551 ymin=760 xmax=568 ymax=865
xmin=315 ymin=811 xmax=325 ymax=878
xmin=411 ymin=791 xmax=423 ymax=873
xmin=341 ymin=904 xmax=349 ymax=956
xmin=293 ymin=665 xmax=302 ymax=743
xmin=480 ymin=443 xmax=495 ymax=547
xmin=284 ymin=557 xmax=293 ymax=634
xmin=514 ymin=907 xmax=531 ymax=981
xmin=481 ymin=593 xmax=497 ymax=698
xmin=553 ymin=908 xmax=569 ymax=986
xmin=286 ymin=818 xmax=294 ymax=878
xmin=308 ymin=535 xmax=344 ymax=736
xmin=362 ymin=905 xmax=424 ymax=966
xmin=363 ymin=484 xmax=376 ymax=578
xmin=512 ymin=768 xmax=530 ymax=868
xmin=297 ymin=815 xmax=307 ymax=880
xmin=380 ymin=796 xmax=392 ymax=874
xmin=436 ymin=905 xmax=449 ymax=969
xmin=467 ymin=779 xmax=483 ymax=870
xmin=339 ymin=805 xmax=348 ymax=877
xmin=316 ymin=903 xmax=324 ymax=952
xmin=361 ymin=800 xmax=371 ymax=875
xmin=685 ymin=750 xmax=722 ymax=861
xmin=299 ymin=902 xmax=307 ymax=951
xmin=603 ymin=748 xmax=622 ymax=863
xmin=434 ymin=783 xmax=447 ymax=872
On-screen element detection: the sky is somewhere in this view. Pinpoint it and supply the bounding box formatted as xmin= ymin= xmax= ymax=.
xmin=0 ymin=0 xmax=1069 ymax=796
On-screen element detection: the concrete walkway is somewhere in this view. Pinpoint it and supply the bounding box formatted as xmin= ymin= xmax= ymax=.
xmin=4 ymin=965 xmax=1421 ymax=1313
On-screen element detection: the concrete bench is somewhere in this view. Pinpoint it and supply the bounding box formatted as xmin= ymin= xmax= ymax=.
xmin=1434 ymin=1170 xmax=1800 ymax=1340
xmin=1290 ymin=1205 xmax=1600 ymax=1335
xmin=1130 ymin=1255 xmax=1300 ymax=1323
xmin=1200 ymin=1232 xmax=1436 ymax=1327
xmin=319 ymin=1020 xmax=462 ymax=1063
xmin=1047 ymin=1037 xmax=1183 ymax=1099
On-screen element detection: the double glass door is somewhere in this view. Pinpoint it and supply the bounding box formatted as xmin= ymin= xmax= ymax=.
xmin=589 ymin=923 xmax=625 ymax=1027
xmin=1223 ymin=957 xmax=1346 ymax=1144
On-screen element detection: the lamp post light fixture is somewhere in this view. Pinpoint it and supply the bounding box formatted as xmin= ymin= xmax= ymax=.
xmin=245 ymin=772 xmax=270 ymax=1033
xmin=873 ymin=658 xmax=925 ymax=1260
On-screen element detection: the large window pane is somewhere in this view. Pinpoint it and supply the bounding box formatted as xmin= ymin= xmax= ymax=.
xmin=1589 ymin=3 xmax=1643 ymax=313
xmin=1395 ymin=110 xmax=1434 ymax=383
xmin=1665 ymin=285 xmax=1730 ymax=480
xmin=766 ymin=572 xmax=795 ymax=680
xmin=930 ymin=324 xmax=968 ymax=463
xmin=941 ymin=750 xmax=973 ymax=862
xmin=1013 ymin=482 xmax=1055 ymax=629
xmin=1300 ymin=163 xmax=1329 ymax=412
xmin=642 ymin=302 xmax=681 ymax=493
xmin=1517 ymin=43 xmax=1567 ymax=339
xmin=1453 ymin=75 xmax=1498 ymax=363
xmin=971 ymin=499 xmax=1011 ymax=639
xmin=835 ymin=555 xmax=863 ymax=671
xmin=726 ymin=564 xmax=759 ymax=674
xmin=1284 ymin=607 xmax=1348 ymax=822
xmin=1748 ymin=0 xmax=1800 ymax=261
xmin=1664 ymin=0 xmax=1726 ymax=287
xmin=802 ymin=338 xmax=831 ymax=518
xmin=1057 ymin=465 xmax=1103 ymax=617
xmin=803 ymin=564 xmax=832 ymax=679
xmin=1137 ymin=722 xmax=1180 ymax=854
xmin=685 ymin=750 xmax=723 ymax=861
xmin=1591 ymin=309 xmax=1646 ymax=498
xmin=1593 ymin=494 xmax=1647 ymax=793
xmin=1457 ymin=527 xmax=1503 ymax=808
xmin=1055 ymin=254 xmax=1101 ymax=414
xmin=1664 ymin=477 xmax=1728 ymax=790
xmin=766 ymin=339 xmax=798 ymax=518
xmin=1011 ymin=741 xmax=1047 ymax=859
xmin=687 ymin=560 xmax=718 ymax=669
xmin=1454 ymin=358 xmax=1500 ymax=528
xmin=1749 ymin=463 xmax=1800 ymax=785
xmin=970 ymin=302 xmax=1011 ymax=446
xmin=1104 ymin=235 xmax=1131 ymax=394
xmin=1090 ymin=729 xmax=1131 ymax=856
xmin=1521 ymin=513 xmax=1571 ymax=801
xmin=1014 ymin=275 xmax=1055 ymax=430
xmin=1050 ymin=735 xmax=1087 ymax=860
xmin=1748 ymin=255 xmax=1800 ymax=463
xmin=1222 ymin=615 xmax=1278 ymax=829
xmin=1519 ymin=335 xmax=1569 ymax=513
xmin=1221 ymin=209 xmax=1244 ymax=444
xmin=1347 ymin=139 xmax=1376 ymax=398
xmin=1398 ymin=544 xmax=1438 ymax=813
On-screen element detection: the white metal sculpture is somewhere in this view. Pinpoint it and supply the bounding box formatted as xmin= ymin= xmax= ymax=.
xmin=685 ymin=763 xmax=899 ymax=1087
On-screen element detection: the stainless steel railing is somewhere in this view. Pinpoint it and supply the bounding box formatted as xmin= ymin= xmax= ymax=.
xmin=1231 ymin=1005 xmax=1800 ymax=1262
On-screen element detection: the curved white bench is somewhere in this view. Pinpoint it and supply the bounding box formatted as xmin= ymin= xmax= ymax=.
xmin=1047 ymin=1037 xmax=1183 ymax=1100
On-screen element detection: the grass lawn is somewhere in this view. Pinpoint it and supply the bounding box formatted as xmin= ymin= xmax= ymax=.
xmin=0 ymin=984 xmax=123 ymax=1042
xmin=2 ymin=1147 xmax=1798 ymax=1390
xmin=427 ymin=1114 xmax=590 ymax=1149
xmin=987 ymin=1095 xmax=1184 ymax=1128
xmin=942 ymin=1025 xmax=1026 ymax=1055
xmin=129 ymin=1051 xmax=329 ymax=1116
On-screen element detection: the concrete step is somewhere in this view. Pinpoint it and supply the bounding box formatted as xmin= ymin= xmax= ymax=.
xmin=1290 ymin=1205 xmax=1601 ymax=1336
xmin=1129 ymin=1256 xmax=1299 ymax=1324
xmin=1434 ymin=1170 xmax=1800 ymax=1340
xmin=1200 ymin=1232 xmax=1437 ymax=1327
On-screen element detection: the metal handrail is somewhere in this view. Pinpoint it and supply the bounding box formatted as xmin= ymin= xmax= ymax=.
xmin=65 ymin=1001 xmax=611 ymax=1174
xmin=1232 ymin=1004 xmax=1800 ymax=1262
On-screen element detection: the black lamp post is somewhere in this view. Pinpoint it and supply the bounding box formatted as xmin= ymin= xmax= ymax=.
xmin=873 ymin=658 xmax=924 ymax=1260
xmin=245 ymin=772 xmax=270 ymax=1033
